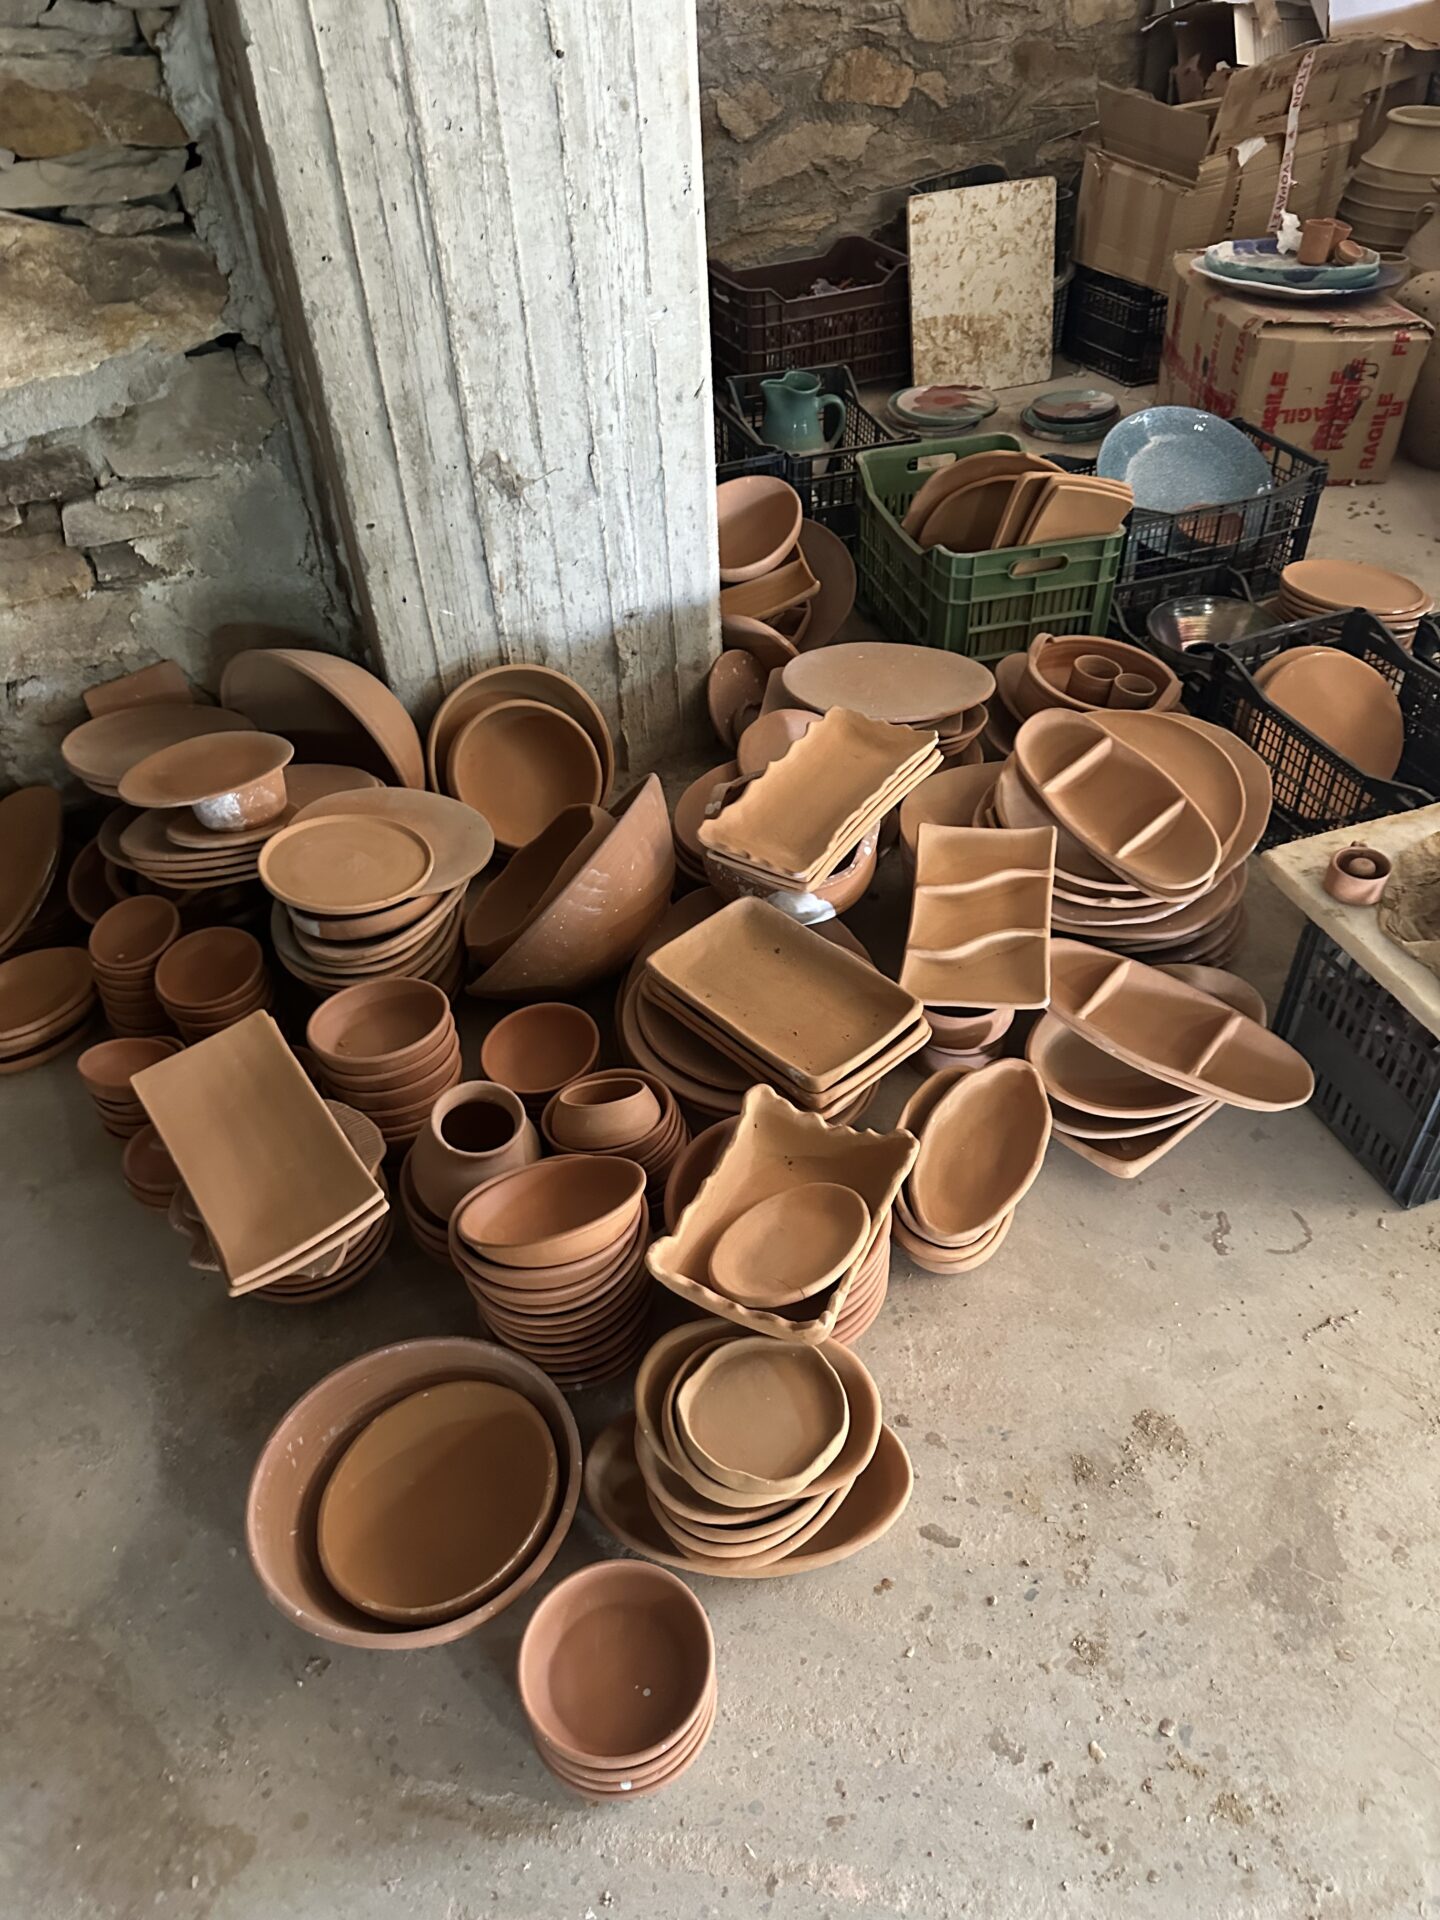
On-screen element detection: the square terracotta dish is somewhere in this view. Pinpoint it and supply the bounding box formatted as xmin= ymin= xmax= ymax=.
xmin=645 ymin=898 xmax=923 ymax=1094
xmin=132 ymin=1010 xmax=385 ymax=1289
xmin=901 ymin=823 xmax=1055 ymax=1010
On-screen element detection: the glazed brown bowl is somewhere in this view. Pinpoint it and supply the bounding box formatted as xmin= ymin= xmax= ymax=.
xmin=307 ymin=976 xmax=452 ymax=1070
xmin=153 ymin=927 xmax=265 ymax=1009
xmin=245 ymin=1337 xmax=580 ymax=1650
xmin=479 ymin=1002 xmax=600 ymax=1101
xmin=454 ymin=1155 xmax=647 ymax=1268
xmin=89 ymin=895 xmax=181 ymax=973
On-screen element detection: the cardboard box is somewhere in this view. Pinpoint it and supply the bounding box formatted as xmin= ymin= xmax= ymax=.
xmin=1075 ymin=40 xmax=1392 ymax=293
xmin=1158 ymin=252 xmax=1434 ymax=482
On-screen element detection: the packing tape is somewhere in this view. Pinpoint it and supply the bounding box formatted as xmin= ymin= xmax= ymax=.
xmin=1268 ymin=44 xmax=1317 ymax=233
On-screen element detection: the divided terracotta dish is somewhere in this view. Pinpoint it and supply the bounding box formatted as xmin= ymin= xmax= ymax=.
xmin=133 ymin=1011 xmax=386 ymax=1293
xmin=647 ymin=1083 xmax=915 ymax=1344
xmin=0 ymin=786 xmax=63 ymax=957
xmin=307 ymin=977 xmax=462 ymax=1149
xmin=895 ymin=1062 xmax=1050 ymax=1271
xmin=466 ymin=776 xmax=673 ymax=998
xmin=426 ymin=662 xmax=614 ymax=803
xmin=118 ymin=731 xmax=296 ymax=831
xmin=77 ymin=1035 xmax=183 ymax=1138
xmin=1011 ymin=633 xmax=1182 ymax=719
xmin=479 ymin=1002 xmax=601 ymax=1109
xmin=541 ymin=1068 xmax=689 ymax=1210
xmin=446 ymin=699 xmax=604 ymax=852
xmin=518 ymin=1560 xmax=716 ymax=1797
xmin=897 ymin=447 xmax=1130 ymax=553
xmin=154 ymin=926 xmax=272 ymax=1040
xmin=61 ymin=705 xmax=257 ymax=798
xmin=588 ymin=1322 xmax=912 ymax=1577
xmin=0 ymin=946 xmax=97 ymax=1071
xmin=219 ymin=642 xmax=425 ymax=788
xmin=405 ymin=1080 xmax=541 ymax=1226
xmin=246 ymin=1337 xmax=580 ymax=1649
xmin=448 ymin=1156 xmax=652 ymax=1388
xmin=901 ymin=824 xmax=1055 ymax=1011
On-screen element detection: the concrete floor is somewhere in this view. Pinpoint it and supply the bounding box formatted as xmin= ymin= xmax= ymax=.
xmin=7 ymin=434 xmax=1440 ymax=1920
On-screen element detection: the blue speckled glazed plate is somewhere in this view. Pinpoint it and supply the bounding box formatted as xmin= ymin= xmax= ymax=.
xmin=1096 ymin=407 xmax=1273 ymax=514
xmin=1203 ymin=237 xmax=1380 ymax=289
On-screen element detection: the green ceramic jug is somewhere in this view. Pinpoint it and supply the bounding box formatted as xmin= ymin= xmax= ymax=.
xmin=759 ymin=370 xmax=846 ymax=456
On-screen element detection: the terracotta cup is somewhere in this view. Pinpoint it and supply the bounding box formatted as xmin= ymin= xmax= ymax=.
xmin=1108 ymin=671 xmax=1159 ymax=710
xmin=408 ymin=1080 xmax=542 ymax=1222
xmin=1323 ymin=844 xmax=1392 ymax=906
xmin=1066 ymin=655 xmax=1121 ymax=705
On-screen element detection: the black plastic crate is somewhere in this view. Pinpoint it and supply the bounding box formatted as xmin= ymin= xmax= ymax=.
xmin=713 ymin=402 xmax=785 ymax=483
xmin=1275 ymin=922 xmax=1440 ymax=1207
xmin=1063 ymin=265 xmax=1167 ymax=386
xmin=1186 ymin=609 xmax=1440 ymax=848
xmin=708 ymin=236 xmax=910 ymax=386
xmin=722 ymin=364 xmax=915 ymax=547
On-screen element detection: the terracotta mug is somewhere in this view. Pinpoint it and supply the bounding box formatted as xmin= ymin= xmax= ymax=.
xmin=1323 ymin=845 xmax=1392 ymax=907
xmin=408 ymin=1080 xmax=541 ymax=1223
xmin=1067 ymin=654 xmax=1121 ymax=705
xmin=1109 ymin=671 xmax=1160 ymax=710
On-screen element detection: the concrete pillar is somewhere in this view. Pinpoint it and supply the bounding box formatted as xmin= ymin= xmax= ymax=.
xmin=206 ymin=0 xmax=718 ymax=770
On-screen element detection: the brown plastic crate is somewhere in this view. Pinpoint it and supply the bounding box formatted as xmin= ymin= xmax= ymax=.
xmin=708 ymin=236 xmax=910 ymax=386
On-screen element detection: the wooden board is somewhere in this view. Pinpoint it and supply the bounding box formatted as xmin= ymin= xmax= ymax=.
xmin=907 ymin=179 xmax=1055 ymax=389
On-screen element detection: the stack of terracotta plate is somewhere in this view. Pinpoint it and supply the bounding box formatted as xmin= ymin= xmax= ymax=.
xmin=893 ymin=1061 xmax=1051 ymax=1272
xmin=698 ymin=706 xmax=940 ymax=904
xmin=447 ymin=1156 xmax=651 ymax=1388
xmin=672 ymin=763 xmax=735 ymax=886
xmin=540 ymin=1068 xmax=689 ymax=1213
xmin=134 ymin=1012 xmax=389 ymax=1298
xmin=60 ymin=704 xmax=257 ymax=800
xmin=170 ymin=1101 xmax=392 ymax=1302
xmin=980 ymin=708 xmax=1271 ymax=967
xmin=1249 ymin=641 xmax=1408 ymax=797
xmin=155 ymin=927 xmax=272 ymax=1040
xmin=426 ymin=663 xmax=614 ymax=851
xmin=77 ymin=1035 xmax=183 ymax=1139
xmin=518 ymin=1561 xmax=716 ymax=1799
xmin=0 ymin=947 xmax=97 ymax=1072
xmin=779 ymin=640 xmax=994 ymax=767
xmin=984 ymin=632 xmax=1183 ymax=759
xmin=1028 ymin=941 xmax=1314 ymax=1177
xmin=89 ymin=896 xmax=181 ymax=1037
xmin=463 ymin=776 xmax=673 ymax=998
xmin=1275 ymin=559 xmax=1435 ymax=646
xmin=306 ymin=977 xmax=462 ymax=1152
xmin=246 ymin=1337 xmax=580 ymax=1649
xmin=642 ymin=897 xmax=928 ymax=1119
xmin=649 ymin=1083 xmax=914 ymax=1346
xmin=584 ymin=1318 xmax=913 ymax=1578
xmin=0 ymin=786 xmax=63 ymax=958
xmin=122 ymin=1124 xmax=182 ymax=1211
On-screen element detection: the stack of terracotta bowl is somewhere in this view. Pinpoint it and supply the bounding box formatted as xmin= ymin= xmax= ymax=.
xmin=463 ymin=775 xmax=673 ymax=998
xmin=0 ymin=947 xmax=98 ymax=1072
xmin=582 ymin=1319 xmax=913 ymax=1578
xmin=122 ymin=1124 xmax=182 ymax=1210
xmin=170 ymin=1100 xmax=393 ymax=1302
xmin=517 ymin=1561 xmax=717 ymax=1800
xmin=447 ymin=1156 xmax=651 ymax=1388
xmin=77 ymin=1035 xmax=183 ymax=1139
xmin=979 ymin=708 xmax=1271 ymax=967
xmin=307 ymin=977 xmax=462 ymax=1152
xmin=154 ymin=927 xmax=272 ymax=1040
xmin=89 ymin=896 xmax=181 ymax=1036
xmin=697 ymin=706 xmax=938 ymax=910
xmin=920 ymin=1005 xmax=1016 ymax=1074
xmin=893 ymin=1061 xmax=1051 ymax=1273
xmin=246 ymin=1337 xmax=580 ymax=1648
xmin=1274 ymin=558 xmax=1435 ymax=646
xmin=400 ymin=1081 xmax=542 ymax=1262
xmin=1028 ymin=941 xmax=1313 ymax=1177
xmin=1340 ymin=106 xmax=1440 ymax=256
xmin=984 ymin=631 xmax=1182 ymax=758
xmin=479 ymin=1002 xmax=601 ymax=1114
xmin=0 ymin=785 xmax=63 ymax=959
xmin=540 ymin=1068 xmax=689 ymax=1212
xmin=779 ymin=639 xmax=993 ymax=766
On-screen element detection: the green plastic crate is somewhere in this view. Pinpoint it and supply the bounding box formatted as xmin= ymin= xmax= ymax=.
xmin=855 ymin=434 xmax=1125 ymax=661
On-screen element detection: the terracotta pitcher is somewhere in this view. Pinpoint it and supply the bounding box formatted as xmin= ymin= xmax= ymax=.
xmin=759 ymin=371 xmax=845 ymax=457
xmin=409 ymin=1080 xmax=541 ymax=1222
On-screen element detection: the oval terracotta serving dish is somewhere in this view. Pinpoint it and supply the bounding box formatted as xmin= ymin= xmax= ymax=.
xmin=708 ymin=1182 xmax=869 ymax=1309
xmin=307 ymin=976 xmax=452 ymax=1068
xmin=907 ymin=1058 xmax=1052 ymax=1245
xmin=454 ymin=1155 xmax=647 ymax=1268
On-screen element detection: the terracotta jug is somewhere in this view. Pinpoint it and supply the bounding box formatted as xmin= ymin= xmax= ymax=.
xmin=759 ymin=371 xmax=845 ymax=457
xmin=409 ymin=1080 xmax=541 ymax=1222
xmin=1400 ymin=272 xmax=1440 ymax=469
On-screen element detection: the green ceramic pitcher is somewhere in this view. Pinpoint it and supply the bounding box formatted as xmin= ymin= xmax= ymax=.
xmin=759 ymin=371 xmax=846 ymax=456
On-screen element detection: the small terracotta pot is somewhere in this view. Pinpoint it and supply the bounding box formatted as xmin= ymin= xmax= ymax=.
xmin=1323 ymin=844 xmax=1392 ymax=906
xmin=547 ymin=1073 xmax=662 ymax=1152
xmin=479 ymin=1002 xmax=600 ymax=1102
xmin=1298 ymin=217 xmax=1348 ymax=265
xmin=89 ymin=895 xmax=181 ymax=972
xmin=154 ymin=926 xmax=265 ymax=1009
xmin=1067 ymin=654 xmax=1120 ymax=705
xmin=408 ymin=1080 xmax=541 ymax=1220
xmin=924 ymin=1005 xmax=1015 ymax=1052
xmin=1109 ymin=671 xmax=1159 ymax=710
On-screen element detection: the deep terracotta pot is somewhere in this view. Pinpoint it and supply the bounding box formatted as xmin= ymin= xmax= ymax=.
xmin=407 ymin=1080 xmax=541 ymax=1221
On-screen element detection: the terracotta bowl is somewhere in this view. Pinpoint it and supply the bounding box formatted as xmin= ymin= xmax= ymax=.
xmin=464 ymin=805 xmax=610 ymax=966
xmin=307 ymin=976 xmax=453 ymax=1069
xmin=153 ymin=926 xmax=265 ymax=1009
xmin=319 ymin=1023 xmax=458 ymax=1093
xmin=454 ymin=1155 xmax=647 ymax=1268
xmin=545 ymin=1073 xmax=663 ymax=1152
xmin=245 ymin=1337 xmax=580 ymax=1649
xmin=924 ymin=1005 xmax=1016 ymax=1051
xmin=332 ymin=1040 xmax=463 ymax=1113
xmin=517 ymin=1559 xmax=715 ymax=1766
xmin=715 ymin=475 xmax=803 ymax=585
xmin=77 ymin=1035 xmax=182 ymax=1098
xmin=89 ymin=895 xmax=181 ymax=973
xmin=479 ymin=1002 xmax=600 ymax=1100
xmin=446 ymin=699 xmax=603 ymax=852
xmin=451 ymin=1201 xmax=648 ymax=1295
xmin=662 ymin=1119 xmax=739 ymax=1232
xmin=408 ymin=1081 xmax=542 ymax=1221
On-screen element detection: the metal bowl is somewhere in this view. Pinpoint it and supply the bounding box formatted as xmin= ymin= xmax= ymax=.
xmin=1146 ymin=594 xmax=1276 ymax=669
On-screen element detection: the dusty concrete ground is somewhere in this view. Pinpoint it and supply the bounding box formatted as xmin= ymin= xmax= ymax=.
xmin=5 ymin=444 xmax=1440 ymax=1920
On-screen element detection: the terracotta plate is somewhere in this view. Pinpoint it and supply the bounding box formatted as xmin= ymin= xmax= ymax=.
xmin=292 ymin=786 xmax=495 ymax=891
xmin=0 ymin=787 xmax=62 ymax=954
xmin=260 ymin=815 xmax=436 ymax=913
xmin=62 ymin=706 xmax=256 ymax=788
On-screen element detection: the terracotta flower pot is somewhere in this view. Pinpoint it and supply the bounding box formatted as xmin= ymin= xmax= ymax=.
xmin=1323 ymin=844 xmax=1392 ymax=906
xmin=408 ymin=1080 xmax=541 ymax=1221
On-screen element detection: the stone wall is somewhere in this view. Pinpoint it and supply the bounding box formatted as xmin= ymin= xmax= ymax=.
xmin=698 ymin=0 xmax=1145 ymax=264
xmin=0 ymin=0 xmax=351 ymax=786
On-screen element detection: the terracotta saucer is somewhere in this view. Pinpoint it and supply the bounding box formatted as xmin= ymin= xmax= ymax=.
xmin=117 ymin=730 xmax=295 ymax=827
xmin=425 ymin=663 xmax=614 ymax=801
xmin=260 ymin=815 xmax=436 ymax=913
xmin=61 ymin=706 xmax=256 ymax=791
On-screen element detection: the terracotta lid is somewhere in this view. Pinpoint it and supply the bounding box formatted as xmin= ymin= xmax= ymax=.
xmin=291 ymin=786 xmax=495 ymax=891
xmin=317 ymin=1380 xmax=559 ymax=1623
xmin=61 ymin=706 xmax=257 ymax=789
xmin=117 ymin=731 xmax=295 ymax=810
xmin=709 ymin=1183 xmax=870 ymax=1309
xmin=780 ymin=641 xmax=994 ymax=723
xmin=0 ymin=786 xmax=62 ymax=954
xmin=260 ymin=814 xmax=436 ymax=913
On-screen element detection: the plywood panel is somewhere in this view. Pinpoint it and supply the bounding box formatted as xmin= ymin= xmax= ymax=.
xmin=908 ymin=180 xmax=1056 ymax=390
